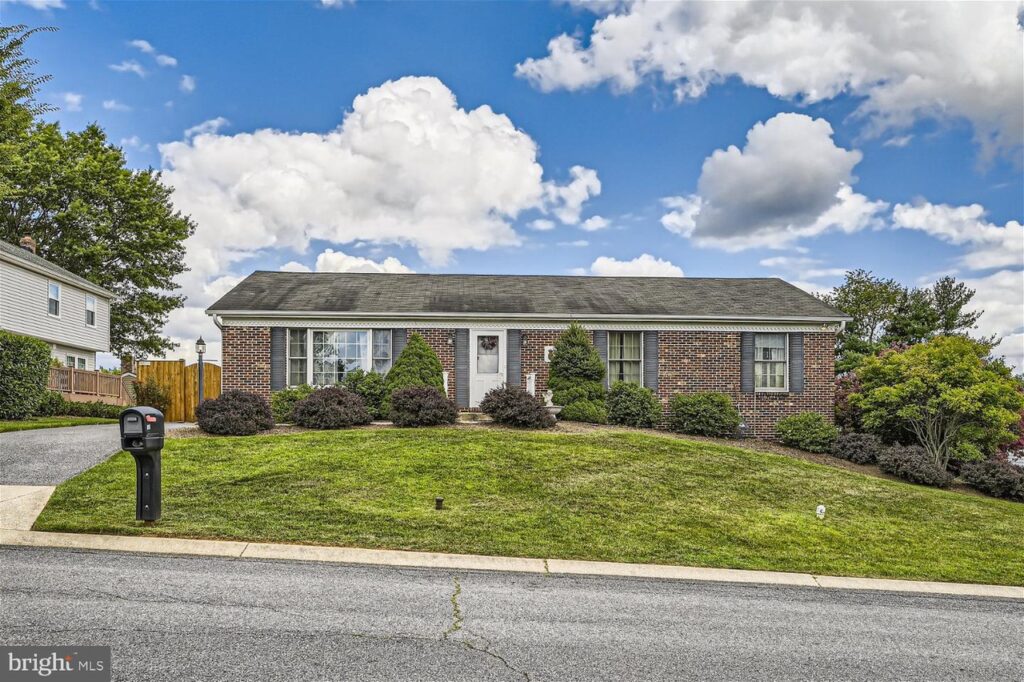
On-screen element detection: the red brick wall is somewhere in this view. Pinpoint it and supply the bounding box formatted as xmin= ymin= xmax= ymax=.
xmin=657 ymin=331 xmax=835 ymax=438
xmin=221 ymin=326 xmax=271 ymax=400
xmin=412 ymin=329 xmax=456 ymax=400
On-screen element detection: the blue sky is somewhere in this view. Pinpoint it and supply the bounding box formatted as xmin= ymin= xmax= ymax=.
xmin=4 ymin=0 xmax=1023 ymax=367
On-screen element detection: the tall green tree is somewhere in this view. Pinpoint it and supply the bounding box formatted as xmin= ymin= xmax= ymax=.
xmin=821 ymin=270 xmax=984 ymax=372
xmin=819 ymin=269 xmax=903 ymax=372
xmin=0 ymin=26 xmax=194 ymax=358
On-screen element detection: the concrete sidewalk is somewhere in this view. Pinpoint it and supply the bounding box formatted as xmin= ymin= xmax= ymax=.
xmin=0 ymin=486 xmax=55 ymax=530
xmin=1 ymin=527 xmax=1020 ymax=600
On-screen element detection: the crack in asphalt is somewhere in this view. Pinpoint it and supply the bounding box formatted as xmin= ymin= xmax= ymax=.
xmin=443 ymin=576 xmax=463 ymax=639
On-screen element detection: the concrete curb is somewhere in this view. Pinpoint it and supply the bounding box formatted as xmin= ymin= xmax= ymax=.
xmin=1 ymin=528 xmax=1021 ymax=600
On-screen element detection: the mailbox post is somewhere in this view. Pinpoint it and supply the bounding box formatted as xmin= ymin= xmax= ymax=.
xmin=119 ymin=407 xmax=165 ymax=522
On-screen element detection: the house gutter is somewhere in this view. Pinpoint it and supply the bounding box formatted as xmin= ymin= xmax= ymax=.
xmin=205 ymin=309 xmax=852 ymax=324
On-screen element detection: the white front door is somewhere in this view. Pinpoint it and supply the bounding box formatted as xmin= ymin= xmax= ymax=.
xmin=469 ymin=329 xmax=506 ymax=407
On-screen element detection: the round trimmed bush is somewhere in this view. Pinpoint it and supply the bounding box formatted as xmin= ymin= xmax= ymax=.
xmin=667 ymin=392 xmax=740 ymax=437
xmin=134 ymin=375 xmax=171 ymax=416
xmin=196 ymin=390 xmax=274 ymax=436
xmin=480 ymin=384 xmax=555 ymax=429
xmin=0 ymin=330 xmax=52 ymax=419
xmin=290 ymin=387 xmax=371 ymax=429
xmin=607 ymin=382 xmax=662 ymax=428
xmin=558 ymin=399 xmax=607 ymax=424
xmin=776 ymin=413 xmax=839 ymax=453
xmin=271 ymin=384 xmax=315 ymax=423
xmin=960 ymin=458 xmax=1024 ymax=501
xmin=877 ymin=444 xmax=953 ymax=488
xmin=830 ymin=432 xmax=884 ymax=465
xmin=389 ymin=386 xmax=457 ymax=427
xmin=34 ymin=390 xmax=67 ymax=417
xmin=342 ymin=369 xmax=387 ymax=420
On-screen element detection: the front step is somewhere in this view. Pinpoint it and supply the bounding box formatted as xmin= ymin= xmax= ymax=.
xmin=458 ymin=411 xmax=493 ymax=423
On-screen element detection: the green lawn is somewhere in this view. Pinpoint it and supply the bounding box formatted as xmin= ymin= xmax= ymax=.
xmin=34 ymin=428 xmax=1024 ymax=585
xmin=0 ymin=416 xmax=118 ymax=433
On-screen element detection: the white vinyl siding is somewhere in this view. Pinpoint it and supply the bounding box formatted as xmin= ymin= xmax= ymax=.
xmin=608 ymin=331 xmax=643 ymax=385
xmin=0 ymin=260 xmax=110 ymax=353
xmin=754 ymin=333 xmax=788 ymax=391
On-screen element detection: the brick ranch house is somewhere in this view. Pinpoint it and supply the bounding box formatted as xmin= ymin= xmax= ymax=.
xmin=207 ymin=273 xmax=849 ymax=437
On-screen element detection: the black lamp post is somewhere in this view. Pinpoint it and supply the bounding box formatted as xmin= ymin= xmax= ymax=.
xmin=196 ymin=336 xmax=207 ymax=405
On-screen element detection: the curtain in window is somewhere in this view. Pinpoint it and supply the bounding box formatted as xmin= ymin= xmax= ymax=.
xmin=754 ymin=333 xmax=787 ymax=389
xmin=372 ymin=330 xmax=392 ymax=374
xmin=608 ymin=332 xmax=642 ymax=384
xmin=288 ymin=330 xmax=307 ymax=386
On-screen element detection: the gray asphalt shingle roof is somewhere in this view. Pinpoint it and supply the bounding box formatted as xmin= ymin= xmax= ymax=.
xmin=208 ymin=272 xmax=848 ymax=321
xmin=0 ymin=240 xmax=114 ymax=298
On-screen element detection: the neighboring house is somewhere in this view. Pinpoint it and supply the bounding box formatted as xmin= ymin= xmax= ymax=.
xmin=207 ymin=272 xmax=850 ymax=437
xmin=0 ymin=237 xmax=113 ymax=370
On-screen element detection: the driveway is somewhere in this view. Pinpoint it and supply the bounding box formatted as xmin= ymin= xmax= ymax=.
xmin=0 ymin=423 xmax=121 ymax=485
xmin=2 ymin=546 xmax=1021 ymax=681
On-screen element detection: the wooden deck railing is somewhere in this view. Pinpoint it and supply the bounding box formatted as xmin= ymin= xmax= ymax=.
xmin=48 ymin=367 xmax=132 ymax=405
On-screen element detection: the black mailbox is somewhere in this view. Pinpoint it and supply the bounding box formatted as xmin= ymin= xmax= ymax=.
xmin=120 ymin=406 xmax=164 ymax=522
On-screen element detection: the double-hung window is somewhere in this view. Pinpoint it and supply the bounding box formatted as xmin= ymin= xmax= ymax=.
xmin=85 ymin=295 xmax=96 ymax=327
xmin=47 ymin=282 xmax=61 ymax=317
xmin=754 ymin=333 xmax=788 ymax=391
xmin=288 ymin=330 xmax=307 ymax=386
xmin=608 ymin=332 xmax=642 ymax=385
xmin=371 ymin=330 xmax=392 ymax=374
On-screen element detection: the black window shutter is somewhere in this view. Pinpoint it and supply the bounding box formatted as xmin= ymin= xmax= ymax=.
xmin=454 ymin=329 xmax=469 ymax=408
xmin=270 ymin=328 xmax=286 ymax=392
xmin=507 ymin=329 xmax=521 ymax=387
xmin=643 ymin=331 xmax=658 ymax=392
xmin=788 ymin=332 xmax=804 ymax=394
xmin=391 ymin=328 xmax=408 ymax=361
xmin=740 ymin=332 xmax=754 ymax=393
xmin=593 ymin=330 xmax=608 ymax=389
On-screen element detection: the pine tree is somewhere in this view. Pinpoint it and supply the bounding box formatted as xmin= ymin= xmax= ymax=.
xmin=549 ymin=322 xmax=607 ymax=423
xmin=384 ymin=333 xmax=445 ymax=409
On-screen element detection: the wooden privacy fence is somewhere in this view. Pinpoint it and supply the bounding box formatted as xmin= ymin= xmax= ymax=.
xmin=136 ymin=359 xmax=221 ymax=422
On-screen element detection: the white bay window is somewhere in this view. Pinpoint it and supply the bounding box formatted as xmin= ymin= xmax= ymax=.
xmin=288 ymin=329 xmax=393 ymax=386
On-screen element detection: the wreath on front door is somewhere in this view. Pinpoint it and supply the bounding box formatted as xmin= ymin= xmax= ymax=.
xmin=479 ymin=336 xmax=498 ymax=351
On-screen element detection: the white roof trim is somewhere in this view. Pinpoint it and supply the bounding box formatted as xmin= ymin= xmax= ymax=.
xmin=216 ymin=317 xmax=841 ymax=333
xmin=207 ymin=309 xmax=849 ymax=324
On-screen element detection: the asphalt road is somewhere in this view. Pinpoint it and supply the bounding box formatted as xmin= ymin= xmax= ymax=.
xmin=1 ymin=547 xmax=1020 ymax=681
xmin=0 ymin=423 xmax=121 ymax=485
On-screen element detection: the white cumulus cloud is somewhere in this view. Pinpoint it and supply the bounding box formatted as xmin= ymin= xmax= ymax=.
xmin=580 ymin=215 xmax=609 ymax=232
xmin=109 ymin=60 xmax=146 ymax=77
xmin=60 ymin=92 xmax=82 ymax=111
xmin=102 ymin=99 xmax=131 ymax=112
xmin=661 ymin=113 xmax=888 ymax=251
xmin=542 ymin=165 xmax=602 ymax=225
xmin=159 ymin=76 xmax=598 ymax=356
xmin=892 ymin=202 xmax=1024 ymax=271
xmin=962 ymin=269 xmax=1024 ymax=370
xmin=517 ymin=1 xmax=1023 ymax=159
xmin=179 ymin=74 xmax=196 ymax=93
xmin=586 ymin=253 xmax=684 ymax=277
xmin=184 ymin=117 xmax=230 ymax=139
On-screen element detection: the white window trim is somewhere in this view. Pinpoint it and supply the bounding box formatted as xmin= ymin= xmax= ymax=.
xmin=301 ymin=328 xmax=393 ymax=387
xmin=47 ymin=281 xmax=61 ymax=319
xmin=754 ymin=332 xmax=789 ymax=393
xmin=85 ymin=295 xmax=97 ymax=328
xmin=606 ymin=331 xmax=644 ymax=386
